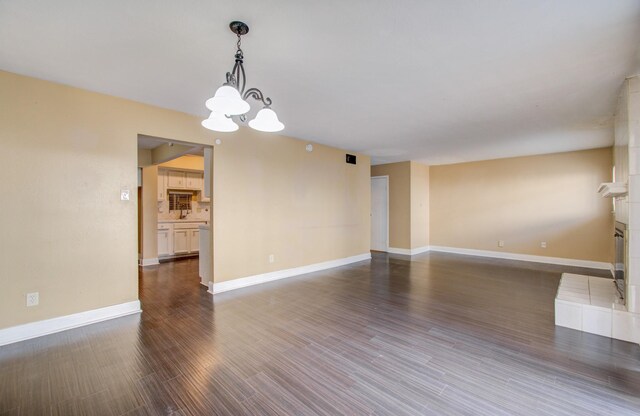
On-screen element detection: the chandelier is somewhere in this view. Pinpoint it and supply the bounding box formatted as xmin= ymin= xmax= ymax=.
xmin=202 ymin=21 xmax=284 ymax=133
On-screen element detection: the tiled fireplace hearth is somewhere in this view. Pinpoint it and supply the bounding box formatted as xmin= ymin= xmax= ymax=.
xmin=555 ymin=274 xmax=639 ymax=343
xmin=555 ymin=75 xmax=640 ymax=345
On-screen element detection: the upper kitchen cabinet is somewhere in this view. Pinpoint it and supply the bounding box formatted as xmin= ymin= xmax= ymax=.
xmin=167 ymin=170 xmax=186 ymax=188
xmin=185 ymin=172 xmax=202 ymax=190
xmin=165 ymin=169 xmax=203 ymax=191
xmin=158 ymin=167 xmax=208 ymax=201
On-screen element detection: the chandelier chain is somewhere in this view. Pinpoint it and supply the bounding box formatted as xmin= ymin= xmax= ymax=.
xmin=236 ymin=34 xmax=243 ymax=58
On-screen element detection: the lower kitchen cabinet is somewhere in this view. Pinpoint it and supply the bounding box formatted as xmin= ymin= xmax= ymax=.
xmin=157 ymin=224 xmax=172 ymax=256
xmin=173 ymin=229 xmax=190 ymax=254
xmin=157 ymin=222 xmax=205 ymax=258
xmin=189 ymin=229 xmax=200 ymax=253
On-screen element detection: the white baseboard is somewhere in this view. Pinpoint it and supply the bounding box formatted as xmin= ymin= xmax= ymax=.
xmin=139 ymin=257 xmax=159 ymax=267
xmin=429 ymin=246 xmax=612 ymax=270
xmin=0 ymin=300 xmax=142 ymax=346
xmin=209 ymin=253 xmax=372 ymax=294
xmin=387 ymin=246 xmax=430 ymax=256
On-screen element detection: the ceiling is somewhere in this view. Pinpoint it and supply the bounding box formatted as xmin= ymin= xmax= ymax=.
xmin=1 ymin=1 xmax=639 ymax=165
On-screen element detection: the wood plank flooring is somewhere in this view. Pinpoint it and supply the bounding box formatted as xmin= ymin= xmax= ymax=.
xmin=1 ymin=252 xmax=639 ymax=415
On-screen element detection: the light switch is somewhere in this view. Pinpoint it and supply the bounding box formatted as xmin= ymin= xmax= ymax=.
xmin=120 ymin=188 xmax=130 ymax=201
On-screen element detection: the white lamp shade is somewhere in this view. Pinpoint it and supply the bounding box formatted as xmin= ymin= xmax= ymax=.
xmin=248 ymin=108 xmax=285 ymax=132
xmin=201 ymin=111 xmax=239 ymax=132
xmin=205 ymin=85 xmax=250 ymax=116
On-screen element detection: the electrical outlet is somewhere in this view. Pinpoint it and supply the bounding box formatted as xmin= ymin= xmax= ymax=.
xmin=540 ymin=241 xmax=547 ymax=248
xmin=498 ymin=240 xmax=504 ymax=247
xmin=26 ymin=292 xmax=39 ymax=307
xmin=269 ymin=254 xmax=275 ymax=263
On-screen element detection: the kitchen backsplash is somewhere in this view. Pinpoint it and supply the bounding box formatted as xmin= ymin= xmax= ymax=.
xmin=158 ymin=200 xmax=210 ymax=221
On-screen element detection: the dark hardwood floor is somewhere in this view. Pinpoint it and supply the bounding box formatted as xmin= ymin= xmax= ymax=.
xmin=1 ymin=252 xmax=639 ymax=415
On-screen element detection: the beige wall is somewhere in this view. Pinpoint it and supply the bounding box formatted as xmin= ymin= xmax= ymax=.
xmin=370 ymin=161 xmax=430 ymax=250
xmin=371 ymin=162 xmax=411 ymax=249
xmin=0 ymin=70 xmax=370 ymax=329
xmin=213 ymin=132 xmax=370 ymax=283
xmin=430 ymin=148 xmax=614 ymax=262
xmin=0 ymin=70 xmax=212 ymax=329
xmin=410 ymin=162 xmax=429 ymax=248
xmin=140 ymin=165 xmax=159 ymax=261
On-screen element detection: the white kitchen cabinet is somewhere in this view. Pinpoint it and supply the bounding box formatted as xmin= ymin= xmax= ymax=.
xmin=157 ymin=226 xmax=171 ymax=256
xmin=174 ymin=226 xmax=200 ymax=254
xmin=158 ymin=221 xmax=205 ymax=258
xmin=157 ymin=169 xmax=167 ymax=201
xmin=167 ymin=170 xmax=186 ymax=188
xmin=189 ymin=229 xmax=200 ymax=253
xmin=186 ymin=172 xmax=202 ymax=190
xmin=166 ymin=170 xmax=204 ymax=191
xmin=173 ymin=229 xmax=190 ymax=254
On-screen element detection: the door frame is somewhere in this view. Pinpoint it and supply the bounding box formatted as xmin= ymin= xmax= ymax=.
xmin=370 ymin=175 xmax=389 ymax=252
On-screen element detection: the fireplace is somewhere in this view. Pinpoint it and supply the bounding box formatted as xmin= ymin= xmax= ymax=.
xmin=614 ymin=221 xmax=626 ymax=300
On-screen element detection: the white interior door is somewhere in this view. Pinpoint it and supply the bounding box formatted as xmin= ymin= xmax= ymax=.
xmin=371 ymin=176 xmax=388 ymax=251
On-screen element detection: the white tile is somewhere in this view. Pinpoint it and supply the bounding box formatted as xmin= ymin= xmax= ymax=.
xmin=629 ymin=175 xmax=640 ymax=203
xmin=560 ymin=279 xmax=589 ymax=290
xmin=589 ymin=276 xmax=615 ymax=287
xmin=590 ymin=282 xmax=615 ymax=292
xmin=630 ymin=76 xmax=640 ymax=94
xmin=626 ymin=285 xmax=640 ymax=313
xmin=627 ymin=267 xmax=640 ymax=287
xmin=613 ymin=302 xmax=627 ymax=311
xmin=589 ymin=285 xmax=615 ymax=295
xmin=631 ymin=121 xmax=640 ymax=148
xmin=590 ymin=292 xmax=616 ymax=302
xmin=628 ymin=203 xmax=640 ymax=232
xmin=590 ymin=297 xmax=615 ymax=308
xmin=629 ymin=76 xmax=640 ymax=91
xmin=562 ymin=273 xmax=591 ymax=280
xmin=616 ymin=199 xmax=629 ymax=225
xmin=558 ymin=287 xmax=589 ymax=296
xmin=630 ymin=146 xmax=640 ymax=175
xmin=582 ymin=305 xmax=612 ymax=337
xmin=612 ymin=310 xmax=640 ymax=343
xmin=555 ymin=300 xmax=582 ymax=330
xmin=557 ymin=293 xmax=590 ymax=304
xmin=628 ymin=257 xmax=640 ymax=284
xmin=629 ymin=231 xmax=640 ymax=259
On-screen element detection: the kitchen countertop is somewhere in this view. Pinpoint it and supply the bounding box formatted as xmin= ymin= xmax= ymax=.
xmin=158 ymin=219 xmax=209 ymax=223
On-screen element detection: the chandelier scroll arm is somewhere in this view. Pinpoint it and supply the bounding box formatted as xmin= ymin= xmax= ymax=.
xmin=243 ymin=87 xmax=273 ymax=107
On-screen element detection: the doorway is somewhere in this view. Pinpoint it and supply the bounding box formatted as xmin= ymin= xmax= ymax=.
xmin=371 ymin=176 xmax=388 ymax=252
xmin=137 ymin=135 xmax=214 ymax=292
